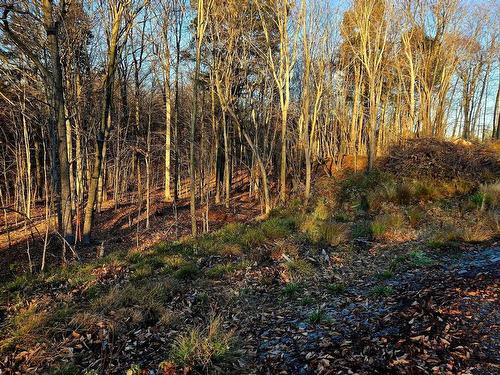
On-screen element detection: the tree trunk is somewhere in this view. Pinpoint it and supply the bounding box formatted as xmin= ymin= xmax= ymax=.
xmin=43 ymin=0 xmax=74 ymax=246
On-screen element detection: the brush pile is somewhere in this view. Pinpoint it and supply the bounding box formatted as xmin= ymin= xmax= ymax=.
xmin=379 ymin=138 xmax=500 ymax=183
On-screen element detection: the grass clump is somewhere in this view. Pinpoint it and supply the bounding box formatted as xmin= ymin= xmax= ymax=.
xmin=93 ymin=281 xmax=171 ymax=312
xmin=174 ymin=263 xmax=200 ymax=280
xmin=427 ymin=226 xmax=462 ymax=249
xmin=308 ymin=307 xmax=327 ymax=324
xmin=206 ymin=261 xmax=250 ymax=279
xmin=282 ymin=282 xmax=302 ymax=297
xmin=472 ymin=182 xmax=500 ymax=210
xmin=260 ymin=217 xmax=295 ymax=239
xmin=300 ymin=212 xmax=348 ymax=246
xmin=48 ymin=365 xmax=82 ymax=375
xmin=370 ymin=213 xmax=404 ymax=240
xmin=409 ymin=251 xmax=434 ymax=267
xmin=370 ymin=285 xmax=394 ymax=297
xmin=407 ymin=207 xmax=425 ymax=226
xmin=375 ymin=270 xmax=394 ymax=280
xmin=312 ymin=199 xmax=331 ymax=221
xmin=326 ymin=282 xmax=346 ymax=295
xmin=285 ymin=259 xmax=315 ymax=280
xmin=168 ymin=317 xmax=233 ymax=369
xmin=351 ymin=221 xmax=372 ymax=239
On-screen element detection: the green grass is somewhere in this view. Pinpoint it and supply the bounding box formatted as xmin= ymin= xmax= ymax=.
xmin=206 ymin=261 xmax=250 ymax=279
xmin=326 ymin=282 xmax=346 ymax=295
xmin=375 ymin=270 xmax=394 ymax=280
xmin=300 ymin=295 xmax=315 ymax=306
xmin=168 ymin=317 xmax=233 ymax=368
xmin=174 ymin=263 xmax=200 ymax=280
xmin=282 ymin=282 xmax=303 ymax=297
xmin=409 ymin=251 xmax=434 ymax=267
xmin=285 ymin=259 xmax=315 ymax=280
xmin=370 ymin=213 xmax=404 ymax=239
xmin=308 ymin=307 xmax=327 ymax=324
xmin=351 ymin=221 xmax=372 ymax=238
xmin=370 ymin=285 xmax=394 ymax=297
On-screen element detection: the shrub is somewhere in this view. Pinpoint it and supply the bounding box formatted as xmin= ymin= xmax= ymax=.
xmin=169 ymin=317 xmax=233 ymax=368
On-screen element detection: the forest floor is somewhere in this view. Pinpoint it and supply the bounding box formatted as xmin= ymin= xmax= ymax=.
xmin=0 ymin=140 xmax=499 ymax=374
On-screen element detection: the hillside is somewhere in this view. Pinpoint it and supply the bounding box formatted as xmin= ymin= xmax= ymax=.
xmin=1 ymin=140 xmax=499 ymax=374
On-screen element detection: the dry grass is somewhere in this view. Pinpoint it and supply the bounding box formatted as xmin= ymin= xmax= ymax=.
xmin=371 ymin=212 xmax=405 ymax=240
xmin=168 ymin=316 xmax=233 ymax=368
